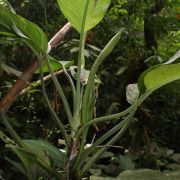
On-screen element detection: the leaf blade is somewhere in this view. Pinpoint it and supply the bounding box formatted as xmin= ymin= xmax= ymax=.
xmin=138 ymin=64 xmax=180 ymax=93
xmin=57 ymin=0 xmax=111 ymax=33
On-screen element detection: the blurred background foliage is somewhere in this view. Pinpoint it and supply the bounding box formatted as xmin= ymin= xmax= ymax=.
xmin=0 ymin=0 xmax=180 ymax=178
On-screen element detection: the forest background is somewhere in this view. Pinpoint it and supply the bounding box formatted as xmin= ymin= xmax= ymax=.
xmin=0 ymin=0 xmax=180 ymax=179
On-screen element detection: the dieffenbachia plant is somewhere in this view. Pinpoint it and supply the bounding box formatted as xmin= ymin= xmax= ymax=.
xmin=0 ymin=0 xmax=180 ymax=179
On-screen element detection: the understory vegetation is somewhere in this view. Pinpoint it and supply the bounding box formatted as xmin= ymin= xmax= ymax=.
xmin=0 ymin=0 xmax=180 ymax=179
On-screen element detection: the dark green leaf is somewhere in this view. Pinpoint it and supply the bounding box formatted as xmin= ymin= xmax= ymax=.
xmin=23 ymin=139 xmax=68 ymax=168
xmin=0 ymin=7 xmax=48 ymax=56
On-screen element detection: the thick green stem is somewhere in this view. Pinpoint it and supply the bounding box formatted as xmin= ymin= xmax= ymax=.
xmin=72 ymin=0 xmax=91 ymax=176
xmin=73 ymin=0 xmax=90 ymax=134
xmin=73 ymin=32 xmax=86 ymax=132
xmin=76 ymin=91 xmax=151 ymax=138
xmin=81 ymin=110 xmax=136 ymax=163
xmin=82 ymin=31 xmax=122 ymax=125
xmin=80 ymin=112 xmax=134 ymax=175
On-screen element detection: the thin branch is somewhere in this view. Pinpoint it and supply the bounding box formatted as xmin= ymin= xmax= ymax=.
xmin=0 ymin=22 xmax=72 ymax=113
xmin=20 ymin=70 xmax=64 ymax=95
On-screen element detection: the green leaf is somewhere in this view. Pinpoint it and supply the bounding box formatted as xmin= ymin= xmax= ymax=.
xmin=57 ymin=0 xmax=111 ymax=33
xmin=35 ymin=56 xmax=62 ymax=74
xmin=138 ymin=64 xmax=180 ymax=93
xmin=35 ymin=56 xmax=73 ymax=74
xmin=118 ymin=169 xmax=180 ymax=180
xmin=0 ymin=7 xmax=48 ymax=56
xmin=23 ymin=139 xmax=68 ymax=168
xmin=82 ymin=30 xmax=122 ymax=123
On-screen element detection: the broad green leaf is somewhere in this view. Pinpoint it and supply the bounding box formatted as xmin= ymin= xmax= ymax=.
xmin=0 ymin=7 xmax=48 ymax=55
xmin=138 ymin=64 xmax=180 ymax=93
xmin=57 ymin=0 xmax=111 ymax=33
xmin=35 ymin=56 xmax=73 ymax=74
xmin=23 ymin=139 xmax=68 ymax=168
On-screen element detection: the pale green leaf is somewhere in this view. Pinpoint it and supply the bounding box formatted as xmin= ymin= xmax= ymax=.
xmin=57 ymin=0 xmax=111 ymax=33
xmin=138 ymin=64 xmax=180 ymax=92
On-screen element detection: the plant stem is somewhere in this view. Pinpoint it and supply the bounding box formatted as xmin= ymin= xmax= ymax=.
xmin=46 ymin=56 xmax=74 ymax=130
xmin=73 ymin=32 xmax=86 ymax=131
xmin=71 ymin=129 xmax=88 ymax=173
xmin=71 ymin=0 xmax=91 ymax=176
xmin=80 ymin=111 xmax=134 ymax=175
xmin=76 ymin=91 xmax=151 ymax=138
xmin=61 ymin=65 xmax=76 ymax=116
xmin=81 ymin=110 xmax=136 ymax=163
xmin=82 ymin=30 xmax=122 ymax=124
xmin=38 ymin=57 xmax=70 ymax=149
xmin=73 ymin=0 xmax=90 ymax=134
xmin=0 ymin=110 xmax=25 ymax=148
